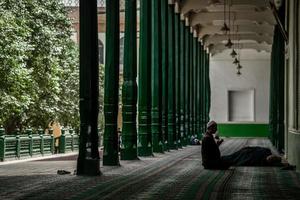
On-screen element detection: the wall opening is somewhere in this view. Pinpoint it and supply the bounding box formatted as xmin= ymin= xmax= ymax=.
xmin=228 ymin=89 xmax=255 ymax=122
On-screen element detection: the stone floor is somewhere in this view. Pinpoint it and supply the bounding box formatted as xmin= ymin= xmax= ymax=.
xmin=0 ymin=138 xmax=300 ymax=200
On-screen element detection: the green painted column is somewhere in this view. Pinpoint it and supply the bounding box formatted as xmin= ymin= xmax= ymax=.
xmin=151 ymin=0 xmax=164 ymax=153
xmin=197 ymin=41 xmax=201 ymax=139
xmin=203 ymin=50 xmax=208 ymax=131
xmin=203 ymin=51 xmax=207 ymax=128
xmin=103 ymin=0 xmax=120 ymax=166
xmin=203 ymin=50 xmax=207 ymax=128
xmin=167 ymin=4 xmax=177 ymax=149
xmin=205 ymin=52 xmax=211 ymax=125
xmin=194 ymin=39 xmax=199 ymax=138
xmin=189 ymin=30 xmax=194 ymax=138
xmin=180 ymin=20 xmax=186 ymax=146
xmin=160 ymin=0 xmax=168 ymax=151
xmin=185 ymin=26 xmax=190 ymax=144
xmin=175 ymin=13 xmax=182 ymax=148
xmin=138 ymin=0 xmax=153 ymax=156
xmin=193 ymin=37 xmax=197 ymax=137
xmin=121 ymin=0 xmax=138 ymax=160
xmin=77 ymin=0 xmax=100 ymax=175
xmin=269 ymin=2 xmax=285 ymax=152
xmin=200 ymin=45 xmax=205 ymax=133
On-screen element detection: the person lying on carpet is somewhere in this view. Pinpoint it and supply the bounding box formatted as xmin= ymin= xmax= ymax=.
xmin=201 ymin=121 xmax=295 ymax=170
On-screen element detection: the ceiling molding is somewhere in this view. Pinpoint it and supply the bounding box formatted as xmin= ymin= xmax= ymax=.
xmin=204 ymin=34 xmax=273 ymax=46
xmin=180 ymin=0 xmax=269 ymax=15
xmin=209 ymin=43 xmax=272 ymax=54
xmin=190 ymin=10 xmax=275 ymax=27
xmin=198 ymin=24 xmax=274 ymax=38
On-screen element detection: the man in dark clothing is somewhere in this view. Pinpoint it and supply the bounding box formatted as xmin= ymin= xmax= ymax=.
xmin=201 ymin=121 xmax=229 ymax=169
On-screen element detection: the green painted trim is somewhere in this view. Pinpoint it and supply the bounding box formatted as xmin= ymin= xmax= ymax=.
xmin=218 ymin=123 xmax=269 ymax=137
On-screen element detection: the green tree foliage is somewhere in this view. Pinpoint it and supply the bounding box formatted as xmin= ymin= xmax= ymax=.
xmin=0 ymin=0 xmax=79 ymax=133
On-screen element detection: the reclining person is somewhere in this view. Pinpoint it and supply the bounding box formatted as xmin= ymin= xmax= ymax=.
xmin=201 ymin=121 xmax=292 ymax=169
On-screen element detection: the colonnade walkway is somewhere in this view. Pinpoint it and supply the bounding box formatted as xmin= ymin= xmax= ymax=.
xmin=1 ymin=138 xmax=300 ymax=200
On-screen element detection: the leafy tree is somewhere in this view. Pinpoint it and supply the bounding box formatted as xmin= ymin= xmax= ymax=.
xmin=0 ymin=0 xmax=79 ymax=133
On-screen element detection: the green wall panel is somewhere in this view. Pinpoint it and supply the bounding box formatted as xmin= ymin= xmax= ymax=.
xmin=218 ymin=123 xmax=269 ymax=137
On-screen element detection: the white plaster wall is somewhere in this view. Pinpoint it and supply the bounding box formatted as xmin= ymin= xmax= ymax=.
xmin=209 ymin=49 xmax=271 ymax=123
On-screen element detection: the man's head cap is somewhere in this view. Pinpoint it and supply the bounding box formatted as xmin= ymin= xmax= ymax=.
xmin=207 ymin=121 xmax=217 ymax=129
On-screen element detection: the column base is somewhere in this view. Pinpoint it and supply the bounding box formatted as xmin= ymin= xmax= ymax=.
xmin=77 ymin=158 xmax=101 ymax=176
xmin=181 ymin=137 xmax=187 ymax=146
xmin=169 ymin=141 xmax=178 ymax=150
xmin=138 ymin=146 xmax=153 ymax=156
xmin=153 ymin=141 xmax=164 ymax=153
xmin=103 ymin=154 xmax=120 ymax=166
xmin=121 ymin=147 xmax=138 ymax=160
xmin=187 ymin=135 xmax=191 ymax=145
xmin=177 ymin=140 xmax=183 ymax=148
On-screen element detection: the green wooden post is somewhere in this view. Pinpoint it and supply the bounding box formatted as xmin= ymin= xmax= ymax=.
xmin=205 ymin=52 xmax=211 ymax=125
xmin=167 ymin=4 xmax=177 ymax=150
xmin=180 ymin=20 xmax=186 ymax=146
xmin=185 ymin=26 xmax=190 ymax=144
xmin=198 ymin=45 xmax=202 ymax=134
xmin=193 ymin=37 xmax=197 ymax=137
xmin=151 ymin=0 xmax=164 ymax=153
xmin=174 ymin=12 xmax=182 ymax=148
xmin=16 ymin=134 xmax=20 ymax=158
xmin=26 ymin=128 xmax=33 ymax=156
xmin=196 ymin=42 xmax=201 ymax=139
xmin=201 ymin=45 xmax=206 ymax=132
xmin=69 ymin=128 xmax=75 ymax=151
xmin=191 ymin=35 xmax=194 ymax=138
xmin=203 ymin=50 xmax=207 ymax=129
xmin=203 ymin=48 xmax=207 ymax=132
xmin=138 ymin=0 xmax=153 ymax=156
xmin=49 ymin=129 xmax=55 ymax=154
xmin=161 ymin=0 xmax=168 ymax=151
xmin=189 ymin=32 xmax=194 ymax=138
xmin=77 ymin=0 xmax=101 ymax=174
xmin=194 ymin=39 xmax=198 ymax=138
xmin=203 ymin=50 xmax=207 ymax=130
xmin=59 ymin=129 xmax=66 ymax=153
xmin=121 ymin=0 xmax=138 ymax=160
xmin=195 ymin=41 xmax=199 ymax=137
xmin=0 ymin=127 xmax=5 ymax=161
xmin=103 ymin=0 xmax=120 ymax=166
xmin=38 ymin=128 xmax=44 ymax=155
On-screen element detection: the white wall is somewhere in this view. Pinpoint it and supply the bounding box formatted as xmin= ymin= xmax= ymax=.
xmin=209 ymin=49 xmax=271 ymax=123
